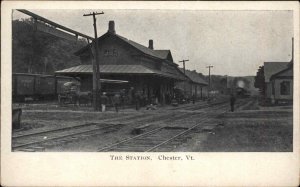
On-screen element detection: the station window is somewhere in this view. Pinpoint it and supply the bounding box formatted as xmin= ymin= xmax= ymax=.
xmin=280 ymin=81 xmax=290 ymax=95
xmin=104 ymin=49 xmax=109 ymax=56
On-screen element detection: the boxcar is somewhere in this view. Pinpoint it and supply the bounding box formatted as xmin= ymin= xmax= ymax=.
xmin=12 ymin=73 xmax=36 ymax=101
xmin=35 ymin=75 xmax=56 ymax=99
xmin=12 ymin=73 xmax=77 ymax=102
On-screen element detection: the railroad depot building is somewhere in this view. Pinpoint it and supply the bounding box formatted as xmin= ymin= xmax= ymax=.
xmin=175 ymin=69 xmax=208 ymax=99
xmin=56 ymin=21 xmax=187 ymax=104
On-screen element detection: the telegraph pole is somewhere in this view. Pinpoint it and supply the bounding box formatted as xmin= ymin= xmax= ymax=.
xmin=179 ymin=59 xmax=189 ymax=75
xmin=206 ymin=65 xmax=213 ymax=98
xmin=179 ymin=59 xmax=189 ymax=97
xmin=83 ymin=11 xmax=104 ymax=111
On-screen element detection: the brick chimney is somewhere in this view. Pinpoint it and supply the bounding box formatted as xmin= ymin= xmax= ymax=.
xmin=148 ymin=39 xmax=153 ymax=49
xmin=108 ymin=21 xmax=116 ymax=34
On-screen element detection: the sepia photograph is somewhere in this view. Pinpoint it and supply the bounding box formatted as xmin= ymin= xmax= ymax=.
xmin=2 ymin=1 xmax=299 ymax=186
xmin=11 ymin=9 xmax=294 ymax=152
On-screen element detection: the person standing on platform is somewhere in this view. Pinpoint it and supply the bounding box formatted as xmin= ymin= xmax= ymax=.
xmin=113 ymin=93 xmax=121 ymax=112
xmin=101 ymin=92 xmax=109 ymax=112
xmin=135 ymin=91 xmax=141 ymax=111
xmin=129 ymin=87 xmax=135 ymax=105
xmin=192 ymin=94 xmax=196 ymax=104
xmin=230 ymin=93 xmax=236 ymax=112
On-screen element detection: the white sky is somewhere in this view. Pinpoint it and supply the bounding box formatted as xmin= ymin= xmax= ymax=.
xmin=12 ymin=9 xmax=293 ymax=76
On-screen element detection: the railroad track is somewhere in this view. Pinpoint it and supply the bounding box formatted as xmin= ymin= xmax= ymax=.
xmin=97 ymin=98 xmax=252 ymax=152
xmin=97 ymin=114 xmax=221 ymax=152
xmin=12 ymin=123 xmax=125 ymax=151
xmin=11 ymin=102 xmax=206 ymax=151
xmin=169 ymin=99 xmax=227 ymax=111
xmin=13 ymin=98 xmax=252 ymax=152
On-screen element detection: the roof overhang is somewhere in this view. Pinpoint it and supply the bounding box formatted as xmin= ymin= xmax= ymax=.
xmin=55 ymin=65 xmax=187 ymax=81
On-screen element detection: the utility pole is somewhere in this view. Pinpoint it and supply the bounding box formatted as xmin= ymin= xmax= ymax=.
xmin=83 ymin=11 xmax=104 ymax=111
xmin=206 ymin=65 xmax=213 ymax=98
xmin=179 ymin=59 xmax=189 ymax=98
xmin=292 ymin=37 xmax=294 ymax=62
xmin=179 ymin=59 xmax=189 ymax=75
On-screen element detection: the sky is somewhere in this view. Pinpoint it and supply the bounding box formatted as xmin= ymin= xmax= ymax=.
xmin=12 ymin=9 xmax=294 ymax=76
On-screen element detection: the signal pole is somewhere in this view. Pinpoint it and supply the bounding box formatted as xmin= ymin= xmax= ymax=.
xmin=83 ymin=11 xmax=104 ymax=111
xmin=206 ymin=65 xmax=213 ymax=98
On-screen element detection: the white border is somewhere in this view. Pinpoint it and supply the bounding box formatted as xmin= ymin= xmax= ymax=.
xmin=1 ymin=1 xmax=299 ymax=186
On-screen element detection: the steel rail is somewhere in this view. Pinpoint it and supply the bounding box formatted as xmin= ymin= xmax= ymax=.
xmin=12 ymin=123 xmax=123 ymax=149
xmin=97 ymin=106 xmax=228 ymax=152
xmin=12 ymin=112 xmax=144 ymax=139
xmin=144 ymin=99 xmax=250 ymax=152
xmin=145 ymin=112 xmax=226 ymax=152
xmin=14 ymin=98 xmax=251 ymax=151
xmin=145 ymin=100 xmax=252 ymax=152
xmin=97 ymin=127 xmax=165 ymax=151
xmin=169 ymin=99 xmax=227 ymax=111
xmin=97 ymin=98 xmax=251 ymax=152
xmin=15 ymin=100 xmax=216 ymax=138
xmin=96 ymin=110 xmax=208 ymax=152
xmin=98 ymin=114 xmax=218 ymax=152
xmin=12 ymin=103 xmax=203 ymax=150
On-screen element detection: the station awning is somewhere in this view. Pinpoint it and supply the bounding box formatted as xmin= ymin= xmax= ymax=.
xmin=55 ymin=64 xmax=187 ymax=81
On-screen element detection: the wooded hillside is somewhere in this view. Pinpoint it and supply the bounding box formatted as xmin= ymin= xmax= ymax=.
xmin=12 ymin=18 xmax=88 ymax=74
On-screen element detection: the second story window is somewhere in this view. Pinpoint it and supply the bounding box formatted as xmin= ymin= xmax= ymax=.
xmin=104 ymin=49 xmax=118 ymax=57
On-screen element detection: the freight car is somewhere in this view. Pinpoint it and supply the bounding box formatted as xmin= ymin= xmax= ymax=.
xmin=12 ymin=73 xmax=77 ymax=102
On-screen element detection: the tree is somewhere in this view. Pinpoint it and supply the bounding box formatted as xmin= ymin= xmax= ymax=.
xmin=12 ymin=18 xmax=87 ymax=74
xmin=254 ymin=66 xmax=265 ymax=95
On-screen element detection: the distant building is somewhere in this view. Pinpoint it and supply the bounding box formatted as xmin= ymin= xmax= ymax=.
xmin=263 ymin=38 xmax=293 ymax=104
xmin=263 ymin=62 xmax=289 ymax=101
xmin=269 ymin=62 xmax=293 ymax=104
xmin=175 ymin=69 xmax=208 ymax=99
xmin=55 ymin=21 xmax=187 ymax=105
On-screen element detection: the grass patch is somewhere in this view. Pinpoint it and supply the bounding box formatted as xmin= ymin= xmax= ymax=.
xmin=20 ymin=121 xmax=45 ymax=130
xmin=201 ymin=120 xmax=292 ymax=152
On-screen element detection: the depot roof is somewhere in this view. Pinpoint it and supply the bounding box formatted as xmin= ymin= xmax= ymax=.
xmin=55 ymin=64 xmax=187 ymax=80
xmin=179 ymin=69 xmax=208 ymax=85
xmin=264 ymin=62 xmax=289 ymax=82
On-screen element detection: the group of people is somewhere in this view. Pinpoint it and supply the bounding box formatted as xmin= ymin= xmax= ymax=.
xmin=98 ymin=88 xmax=237 ymax=113
xmin=99 ymin=92 xmax=121 ymax=112
xmin=99 ymin=89 xmax=159 ymax=112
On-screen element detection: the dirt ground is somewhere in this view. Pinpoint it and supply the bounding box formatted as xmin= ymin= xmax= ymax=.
xmin=174 ymin=108 xmax=293 ymax=152
xmin=13 ymin=98 xmax=293 ymax=152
